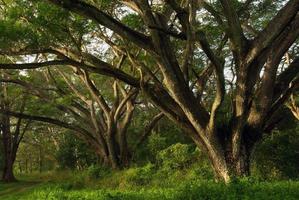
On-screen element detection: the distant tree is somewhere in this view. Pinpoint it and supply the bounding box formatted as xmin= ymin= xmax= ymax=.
xmin=56 ymin=132 xmax=97 ymax=170
xmin=1 ymin=67 xmax=138 ymax=168
xmin=16 ymin=124 xmax=62 ymax=173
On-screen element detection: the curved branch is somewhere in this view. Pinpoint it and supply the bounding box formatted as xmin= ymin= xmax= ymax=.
xmin=134 ymin=112 xmax=164 ymax=149
xmin=273 ymin=56 xmax=299 ymax=101
xmin=0 ymin=110 xmax=92 ymax=138
xmin=0 ymin=60 xmax=70 ymax=69
xmin=0 ymin=58 xmax=140 ymax=87
xmin=114 ymin=89 xmax=138 ymax=121
xmin=47 ymin=0 xmax=154 ymax=52
xmin=246 ymin=0 xmax=299 ymax=64
xmin=220 ymin=0 xmax=247 ymax=55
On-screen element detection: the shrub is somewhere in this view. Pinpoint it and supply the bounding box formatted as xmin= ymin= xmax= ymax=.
xmin=252 ymin=127 xmax=299 ymax=180
xmin=147 ymin=133 xmax=168 ymax=160
xmin=157 ymin=143 xmax=197 ymax=170
xmin=121 ymin=163 xmax=155 ymax=187
xmin=87 ymin=165 xmax=111 ymax=179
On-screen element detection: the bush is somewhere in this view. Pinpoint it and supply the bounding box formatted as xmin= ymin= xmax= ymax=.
xmin=87 ymin=165 xmax=111 ymax=179
xmin=147 ymin=133 xmax=168 ymax=160
xmin=59 ymin=172 xmax=90 ymax=190
xmin=188 ymin=163 xmax=214 ymax=180
xmin=157 ymin=143 xmax=197 ymax=170
xmin=252 ymin=127 xmax=299 ymax=180
xmin=121 ymin=163 xmax=155 ymax=187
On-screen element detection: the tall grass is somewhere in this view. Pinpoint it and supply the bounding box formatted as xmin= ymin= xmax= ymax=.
xmin=6 ymin=180 xmax=299 ymax=200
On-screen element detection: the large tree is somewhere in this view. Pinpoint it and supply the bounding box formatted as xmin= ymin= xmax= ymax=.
xmin=0 ymin=71 xmax=31 ymax=182
xmin=0 ymin=0 xmax=298 ymax=182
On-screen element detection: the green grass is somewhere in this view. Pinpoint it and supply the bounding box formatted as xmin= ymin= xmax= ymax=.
xmin=0 ymin=181 xmax=40 ymax=200
xmin=2 ymin=180 xmax=299 ymax=200
xmin=1 ymin=171 xmax=299 ymax=200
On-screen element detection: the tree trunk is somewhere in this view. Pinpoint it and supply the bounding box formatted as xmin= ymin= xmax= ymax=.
xmin=195 ymin=127 xmax=255 ymax=183
xmin=39 ymin=146 xmax=43 ymax=173
xmin=205 ymin=143 xmax=231 ymax=183
xmin=225 ymin=146 xmax=251 ymax=178
xmin=2 ymin=156 xmax=16 ymax=182
xmin=119 ymin=132 xmax=130 ymax=167
xmin=206 ymin=144 xmax=251 ymax=182
xmin=19 ymin=161 xmax=22 ymax=174
xmin=1 ymin=113 xmax=17 ymax=182
xmin=106 ymin=135 xmax=120 ymax=169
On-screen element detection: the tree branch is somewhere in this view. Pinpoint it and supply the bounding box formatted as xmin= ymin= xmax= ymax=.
xmin=220 ymin=0 xmax=247 ymax=56
xmin=246 ymin=0 xmax=299 ymax=65
xmin=134 ymin=112 xmax=164 ymax=149
xmin=0 ymin=110 xmax=93 ymax=138
xmin=47 ymin=0 xmax=154 ymax=52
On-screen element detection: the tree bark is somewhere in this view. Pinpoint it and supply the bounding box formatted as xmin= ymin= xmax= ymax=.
xmin=225 ymin=143 xmax=251 ymax=177
xmin=2 ymin=158 xmax=16 ymax=182
xmin=1 ymin=109 xmax=17 ymax=182
xmin=2 ymin=130 xmax=17 ymax=182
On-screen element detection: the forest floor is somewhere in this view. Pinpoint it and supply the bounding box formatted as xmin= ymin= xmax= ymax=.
xmin=1 ymin=171 xmax=299 ymax=200
xmin=0 ymin=180 xmax=41 ymax=200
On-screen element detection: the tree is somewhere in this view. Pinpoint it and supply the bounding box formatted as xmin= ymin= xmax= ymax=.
xmin=0 ymin=71 xmax=31 ymax=182
xmin=55 ymin=132 xmax=97 ymax=170
xmin=16 ymin=123 xmax=63 ymax=173
xmin=0 ymin=65 xmax=140 ymax=168
xmin=0 ymin=0 xmax=298 ymax=182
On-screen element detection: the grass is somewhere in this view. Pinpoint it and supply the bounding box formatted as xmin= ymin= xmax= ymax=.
xmin=0 ymin=181 xmax=40 ymax=200
xmin=0 ymin=170 xmax=299 ymax=200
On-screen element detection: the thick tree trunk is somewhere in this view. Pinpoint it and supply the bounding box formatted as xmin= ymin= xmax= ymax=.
xmin=209 ymin=153 xmax=231 ymax=182
xmin=1 ymin=114 xmax=17 ymax=182
xmin=225 ymin=146 xmax=251 ymax=178
xmin=119 ymin=133 xmax=130 ymax=167
xmin=207 ymin=145 xmax=251 ymax=182
xmin=2 ymin=155 xmax=16 ymax=182
xmin=106 ymin=135 xmax=120 ymax=169
xmin=195 ymin=127 xmax=255 ymax=183
xmin=88 ymin=132 xmax=130 ymax=170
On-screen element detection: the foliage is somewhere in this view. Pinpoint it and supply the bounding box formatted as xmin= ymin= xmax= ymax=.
xmin=3 ymin=179 xmax=299 ymax=200
xmin=121 ymin=13 xmax=144 ymax=31
xmin=252 ymin=126 xmax=299 ymax=180
xmin=55 ymin=133 xmax=97 ymax=170
xmin=147 ymin=133 xmax=168 ymax=160
xmin=121 ymin=163 xmax=155 ymax=187
xmin=87 ymin=165 xmax=111 ymax=179
xmin=132 ymin=114 xmax=192 ymax=164
xmin=157 ymin=143 xmax=197 ymax=170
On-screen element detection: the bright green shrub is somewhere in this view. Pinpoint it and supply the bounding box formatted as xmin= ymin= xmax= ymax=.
xmin=157 ymin=143 xmax=197 ymax=170
xmin=121 ymin=163 xmax=155 ymax=187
